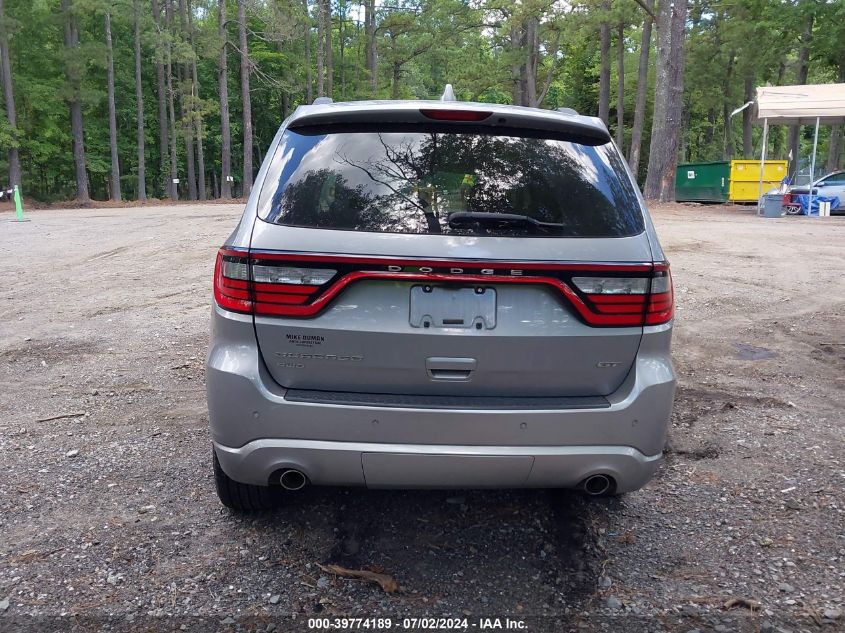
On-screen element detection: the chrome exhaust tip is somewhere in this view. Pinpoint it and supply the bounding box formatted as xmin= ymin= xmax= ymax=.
xmin=279 ymin=469 xmax=308 ymax=491
xmin=582 ymin=474 xmax=613 ymax=496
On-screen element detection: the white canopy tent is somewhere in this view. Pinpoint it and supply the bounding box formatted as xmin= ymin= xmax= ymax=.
xmin=754 ymin=83 xmax=845 ymax=212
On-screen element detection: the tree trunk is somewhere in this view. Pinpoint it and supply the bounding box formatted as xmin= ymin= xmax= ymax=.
xmin=354 ymin=16 xmax=362 ymax=92
xmin=238 ymin=0 xmax=253 ymax=196
xmin=644 ymin=0 xmax=688 ymax=202
xmin=524 ymin=18 xmax=539 ymax=108
xmin=787 ymin=10 xmax=813 ymax=172
xmin=722 ymin=51 xmax=734 ymax=159
xmin=772 ymin=60 xmax=786 ymax=158
xmin=178 ymin=0 xmax=197 ymax=201
xmin=218 ymin=0 xmax=232 ymax=198
xmin=133 ymin=0 xmax=146 ymax=200
xmin=509 ymin=23 xmax=523 ymax=106
xmin=679 ymin=93 xmax=691 ymax=162
xmin=104 ymin=11 xmax=121 ymax=201
xmin=62 ymin=0 xmax=90 ymax=204
xmin=391 ymin=60 xmax=401 ymax=99
xmin=187 ymin=0 xmax=205 ymax=200
xmin=303 ymin=0 xmax=312 ymax=102
xmin=365 ymin=0 xmax=377 ymax=92
xmin=364 ymin=0 xmax=372 ymax=80
xmin=193 ymin=80 xmax=205 ymax=200
xmin=742 ymin=72 xmax=754 ymax=158
xmin=152 ymin=0 xmax=170 ymax=198
xmin=828 ymin=126 xmax=843 ymax=172
xmin=627 ymin=0 xmax=652 ymax=176
xmin=165 ymin=1 xmax=179 ymax=200
xmin=598 ymin=0 xmax=611 ymax=124
xmin=703 ymin=107 xmax=716 ymax=146
xmin=316 ymin=0 xmax=324 ymax=96
xmin=615 ymin=21 xmax=625 ymax=149
xmin=0 ymin=0 xmax=21 ymax=188
xmin=827 ymin=60 xmax=845 ymax=172
xmin=324 ymin=0 xmax=333 ymax=98
xmin=339 ymin=0 xmax=345 ymax=98
xmin=178 ymin=63 xmax=197 ymax=200
xmin=536 ymin=29 xmax=561 ymax=108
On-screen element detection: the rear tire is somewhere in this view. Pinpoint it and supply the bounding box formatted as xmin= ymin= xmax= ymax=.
xmin=213 ymin=450 xmax=280 ymax=511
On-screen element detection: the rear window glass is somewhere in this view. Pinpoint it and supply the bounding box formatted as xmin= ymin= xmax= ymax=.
xmin=257 ymin=124 xmax=644 ymax=238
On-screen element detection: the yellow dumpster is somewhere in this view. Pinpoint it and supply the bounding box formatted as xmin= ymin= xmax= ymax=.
xmin=728 ymin=159 xmax=788 ymax=203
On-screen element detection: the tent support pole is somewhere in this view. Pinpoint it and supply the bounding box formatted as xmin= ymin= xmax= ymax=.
xmin=758 ymin=117 xmax=769 ymax=213
xmin=808 ymin=116 xmax=820 ymax=216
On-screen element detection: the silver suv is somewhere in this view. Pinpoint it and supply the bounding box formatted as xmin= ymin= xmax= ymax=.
xmin=208 ymin=95 xmax=675 ymax=511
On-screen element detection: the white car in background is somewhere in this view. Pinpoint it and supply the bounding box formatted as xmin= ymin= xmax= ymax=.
xmin=786 ymin=171 xmax=845 ymax=213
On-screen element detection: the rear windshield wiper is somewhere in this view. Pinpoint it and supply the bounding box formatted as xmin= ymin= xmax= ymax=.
xmin=447 ymin=212 xmax=566 ymax=232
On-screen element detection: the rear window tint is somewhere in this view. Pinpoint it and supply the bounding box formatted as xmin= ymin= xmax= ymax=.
xmin=257 ymin=124 xmax=644 ymax=238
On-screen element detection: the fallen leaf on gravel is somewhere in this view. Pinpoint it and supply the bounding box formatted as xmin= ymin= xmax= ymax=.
xmin=317 ymin=563 xmax=398 ymax=593
xmin=724 ymin=597 xmax=761 ymax=612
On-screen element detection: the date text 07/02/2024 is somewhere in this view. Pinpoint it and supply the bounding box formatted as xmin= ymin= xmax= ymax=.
xmin=307 ymin=617 xmax=528 ymax=630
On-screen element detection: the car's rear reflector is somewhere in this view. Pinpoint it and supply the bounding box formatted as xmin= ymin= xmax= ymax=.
xmin=213 ymin=248 xmax=674 ymax=327
xmin=419 ymin=109 xmax=492 ymax=121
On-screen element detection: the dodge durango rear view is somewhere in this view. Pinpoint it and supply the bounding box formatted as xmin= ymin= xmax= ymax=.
xmin=207 ymin=96 xmax=676 ymax=511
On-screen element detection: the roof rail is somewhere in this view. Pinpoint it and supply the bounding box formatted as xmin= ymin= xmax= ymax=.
xmin=556 ymin=107 xmax=578 ymax=116
xmin=313 ymin=96 xmax=333 ymax=105
xmin=440 ymin=84 xmax=457 ymax=102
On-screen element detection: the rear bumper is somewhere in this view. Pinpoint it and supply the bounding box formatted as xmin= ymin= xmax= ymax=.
xmin=214 ymin=439 xmax=661 ymax=492
xmin=207 ymin=305 xmax=675 ymax=492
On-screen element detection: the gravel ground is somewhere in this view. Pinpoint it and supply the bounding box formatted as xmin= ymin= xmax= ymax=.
xmin=0 ymin=202 xmax=843 ymax=633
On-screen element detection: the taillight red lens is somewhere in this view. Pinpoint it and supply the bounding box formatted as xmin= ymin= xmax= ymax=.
xmin=213 ymin=249 xmax=252 ymax=313
xmin=213 ymin=248 xmax=335 ymax=316
xmin=645 ymin=265 xmax=673 ymax=325
xmin=572 ymin=263 xmax=673 ymax=326
xmin=419 ymin=109 xmax=492 ymax=121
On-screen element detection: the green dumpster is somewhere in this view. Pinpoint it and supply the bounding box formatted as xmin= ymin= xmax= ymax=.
xmin=675 ymin=161 xmax=730 ymax=203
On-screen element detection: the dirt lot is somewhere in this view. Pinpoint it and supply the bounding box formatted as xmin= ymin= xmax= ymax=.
xmin=0 ymin=202 xmax=843 ymax=632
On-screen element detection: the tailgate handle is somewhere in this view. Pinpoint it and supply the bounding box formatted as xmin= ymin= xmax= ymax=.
xmin=426 ymin=357 xmax=476 ymax=381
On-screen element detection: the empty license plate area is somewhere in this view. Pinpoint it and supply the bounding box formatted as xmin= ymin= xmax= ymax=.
xmin=409 ymin=285 xmax=496 ymax=330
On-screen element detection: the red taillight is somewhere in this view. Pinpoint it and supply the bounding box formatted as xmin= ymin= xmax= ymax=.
xmin=571 ymin=263 xmax=673 ymax=326
xmin=214 ymin=249 xmax=252 ymax=313
xmin=419 ymin=109 xmax=492 ymax=121
xmin=645 ymin=265 xmax=673 ymax=325
xmin=213 ymin=249 xmax=674 ymax=327
xmin=213 ymin=248 xmax=335 ymax=316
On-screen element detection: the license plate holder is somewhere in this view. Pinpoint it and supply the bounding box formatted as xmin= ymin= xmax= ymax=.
xmin=409 ymin=285 xmax=496 ymax=329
